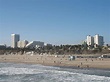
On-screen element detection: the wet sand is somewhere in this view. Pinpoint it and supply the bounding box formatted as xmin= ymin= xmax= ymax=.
xmin=0 ymin=54 xmax=110 ymax=69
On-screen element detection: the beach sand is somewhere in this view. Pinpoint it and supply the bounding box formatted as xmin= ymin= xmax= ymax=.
xmin=0 ymin=54 xmax=110 ymax=69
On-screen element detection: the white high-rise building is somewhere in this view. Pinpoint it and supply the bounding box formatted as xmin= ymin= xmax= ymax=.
xmin=94 ymin=34 xmax=104 ymax=46
xmin=87 ymin=35 xmax=94 ymax=46
xmin=11 ymin=34 xmax=20 ymax=48
xmin=18 ymin=40 xmax=28 ymax=48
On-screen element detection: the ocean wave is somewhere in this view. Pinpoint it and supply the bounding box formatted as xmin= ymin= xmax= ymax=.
xmin=0 ymin=63 xmax=110 ymax=82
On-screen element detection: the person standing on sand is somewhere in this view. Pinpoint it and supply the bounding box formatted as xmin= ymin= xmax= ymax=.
xmin=81 ymin=62 xmax=83 ymax=65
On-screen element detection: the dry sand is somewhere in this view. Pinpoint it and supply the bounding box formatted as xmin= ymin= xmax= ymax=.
xmin=0 ymin=54 xmax=110 ymax=69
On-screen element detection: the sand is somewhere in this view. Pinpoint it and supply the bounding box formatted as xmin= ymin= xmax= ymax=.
xmin=0 ymin=54 xmax=110 ymax=69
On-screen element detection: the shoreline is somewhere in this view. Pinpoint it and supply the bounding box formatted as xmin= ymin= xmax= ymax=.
xmin=55 ymin=65 xmax=110 ymax=71
xmin=0 ymin=54 xmax=110 ymax=70
xmin=0 ymin=61 xmax=110 ymax=71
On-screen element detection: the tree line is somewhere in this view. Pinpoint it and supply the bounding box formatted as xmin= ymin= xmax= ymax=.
xmin=0 ymin=44 xmax=110 ymax=55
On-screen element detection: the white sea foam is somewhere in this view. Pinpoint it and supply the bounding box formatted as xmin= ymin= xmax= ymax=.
xmin=0 ymin=67 xmax=43 ymax=75
xmin=0 ymin=63 xmax=110 ymax=82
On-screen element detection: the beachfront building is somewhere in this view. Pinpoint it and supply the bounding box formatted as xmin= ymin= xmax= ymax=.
xmin=94 ymin=34 xmax=104 ymax=46
xmin=17 ymin=40 xmax=28 ymax=48
xmin=26 ymin=41 xmax=44 ymax=49
xmin=44 ymin=43 xmax=52 ymax=46
xmin=11 ymin=34 xmax=20 ymax=48
xmin=0 ymin=44 xmax=6 ymax=49
xmin=87 ymin=35 xmax=94 ymax=46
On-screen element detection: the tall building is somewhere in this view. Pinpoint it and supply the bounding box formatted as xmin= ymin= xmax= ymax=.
xmin=87 ymin=35 xmax=94 ymax=46
xmin=94 ymin=34 xmax=104 ymax=46
xmin=11 ymin=34 xmax=20 ymax=48
xmin=18 ymin=40 xmax=28 ymax=48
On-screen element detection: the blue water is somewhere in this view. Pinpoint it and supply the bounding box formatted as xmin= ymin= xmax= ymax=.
xmin=0 ymin=63 xmax=110 ymax=82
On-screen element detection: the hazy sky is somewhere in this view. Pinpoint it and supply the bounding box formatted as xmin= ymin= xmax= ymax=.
xmin=0 ymin=0 xmax=110 ymax=45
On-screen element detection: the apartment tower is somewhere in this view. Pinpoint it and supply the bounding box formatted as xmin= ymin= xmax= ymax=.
xmin=11 ymin=34 xmax=20 ymax=48
xmin=94 ymin=34 xmax=104 ymax=46
xmin=87 ymin=35 xmax=94 ymax=46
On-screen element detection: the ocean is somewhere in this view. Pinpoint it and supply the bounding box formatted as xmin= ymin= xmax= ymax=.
xmin=0 ymin=63 xmax=110 ymax=82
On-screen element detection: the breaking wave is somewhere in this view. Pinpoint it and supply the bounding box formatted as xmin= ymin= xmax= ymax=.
xmin=0 ymin=63 xmax=110 ymax=82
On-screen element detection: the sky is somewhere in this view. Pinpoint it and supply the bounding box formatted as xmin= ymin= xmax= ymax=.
xmin=0 ymin=0 xmax=110 ymax=45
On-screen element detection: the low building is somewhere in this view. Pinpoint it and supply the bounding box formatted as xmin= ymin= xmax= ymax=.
xmin=18 ymin=40 xmax=28 ymax=48
xmin=44 ymin=43 xmax=52 ymax=46
xmin=0 ymin=44 xmax=6 ymax=49
xmin=26 ymin=41 xmax=44 ymax=49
